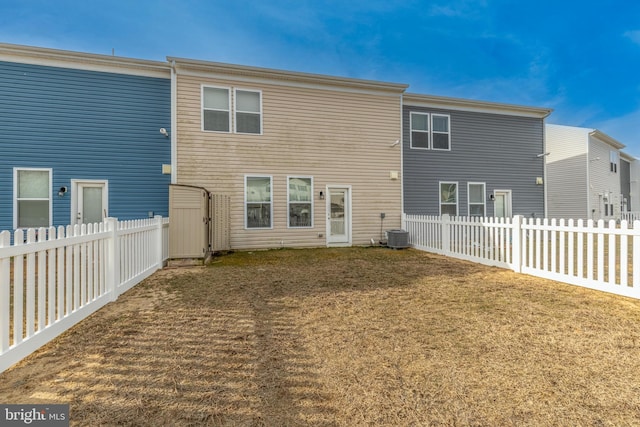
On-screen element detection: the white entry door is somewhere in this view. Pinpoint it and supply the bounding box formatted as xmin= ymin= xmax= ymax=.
xmin=74 ymin=181 xmax=108 ymax=225
xmin=494 ymin=190 xmax=512 ymax=218
xmin=326 ymin=186 xmax=351 ymax=246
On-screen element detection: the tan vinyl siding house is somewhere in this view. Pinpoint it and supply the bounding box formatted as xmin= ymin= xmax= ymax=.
xmin=169 ymin=58 xmax=407 ymax=249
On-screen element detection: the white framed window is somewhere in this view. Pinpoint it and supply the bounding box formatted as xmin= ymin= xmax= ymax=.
xmin=610 ymin=151 xmax=618 ymax=173
xmin=410 ymin=112 xmax=451 ymax=150
xmin=14 ymin=168 xmax=52 ymax=229
xmin=288 ymin=176 xmax=313 ymax=228
xmin=439 ymin=181 xmax=458 ymax=216
xmin=202 ymin=86 xmax=231 ymax=132
xmin=235 ymin=89 xmax=262 ymax=134
xmin=468 ymin=182 xmax=486 ymax=217
xmin=431 ymin=114 xmax=451 ymax=150
xmin=410 ymin=112 xmax=430 ymax=149
xmin=245 ymin=175 xmax=272 ymax=229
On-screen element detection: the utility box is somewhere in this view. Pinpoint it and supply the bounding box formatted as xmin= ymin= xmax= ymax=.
xmin=386 ymin=229 xmax=409 ymax=249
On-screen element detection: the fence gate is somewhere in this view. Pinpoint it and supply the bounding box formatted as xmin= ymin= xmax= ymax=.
xmin=169 ymin=184 xmax=231 ymax=258
xmin=169 ymin=184 xmax=208 ymax=258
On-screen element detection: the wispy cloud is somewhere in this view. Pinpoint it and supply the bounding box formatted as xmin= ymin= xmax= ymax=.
xmin=428 ymin=0 xmax=487 ymax=18
xmin=624 ymin=30 xmax=640 ymax=45
xmin=592 ymin=108 xmax=640 ymax=156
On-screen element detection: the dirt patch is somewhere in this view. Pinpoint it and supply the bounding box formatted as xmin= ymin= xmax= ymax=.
xmin=2 ymin=247 xmax=640 ymax=426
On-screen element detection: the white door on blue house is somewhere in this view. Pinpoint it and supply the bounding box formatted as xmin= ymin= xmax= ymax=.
xmin=326 ymin=186 xmax=351 ymax=246
xmin=73 ymin=180 xmax=108 ymax=225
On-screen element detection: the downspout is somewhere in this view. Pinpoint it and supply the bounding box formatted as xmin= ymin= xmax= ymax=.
xmin=400 ymin=92 xmax=405 ymax=230
xmin=586 ymin=133 xmax=591 ymax=219
xmin=170 ymin=60 xmax=177 ymax=184
xmin=542 ymin=119 xmax=548 ymax=219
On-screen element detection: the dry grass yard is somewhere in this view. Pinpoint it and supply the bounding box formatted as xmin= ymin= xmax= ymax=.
xmin=2 ymin=247 xmax=640 ymax=426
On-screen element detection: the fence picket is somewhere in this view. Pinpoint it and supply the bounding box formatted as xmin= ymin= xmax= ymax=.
xmin=597 ymin=220 xmax=605 ymax=283
xmin=14 ymin=230 xmax=24 ymax=346
xmin=47 ymin=226 xmax=56 ymax=326
xmin=57 ymin=226 xmax=65 ymax=321
xmin=0 ymin=232 xmax=9 ymax=353
xmin=608 ymin=219 xmax=616 ymax=286
xmin=620 ymin=221 xmax=628 ymax=287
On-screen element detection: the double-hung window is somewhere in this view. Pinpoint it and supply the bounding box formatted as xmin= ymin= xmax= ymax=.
xmin=410 ymin=112 xmax=430 ymax=149
xmin=468 ymin=183 xmax=486 ymax=217
xmin=288 ymin=177 xmax=313 ymax=228
xmin=235 ymin=89 xmax=262 ymax=134
xmin=15 ymin=168 xmax=52 ymax=229
xmin=202 ymin=86 xmax=262 ymax=134
xmin=439 ymin=182 xmax=458 ymax=216
xmin=610 ymin=151 xmax=618 ymax=173
xmin=431 ymin=114 xmax=450 ymax=150
xmin=245 ymin=176 xmax=272 ymax=229
xmin=202 ymin=86 xmax=231 ymax=132
xmin=410 ymin=112 xmax=451 ymax=150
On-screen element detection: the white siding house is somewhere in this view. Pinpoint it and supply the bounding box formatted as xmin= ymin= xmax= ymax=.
xmin=546 ymin=124 xmax=626 ymax=220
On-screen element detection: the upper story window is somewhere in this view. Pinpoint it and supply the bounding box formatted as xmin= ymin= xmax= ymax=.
xmin=410 ymin=112 xmax=451 ymax=150
xmin=431 ymin=114 xmax=451 ymax=150
xmin=235 ymin=89 xmax=262 ymax=134
xmin=610 ymin=151 xmax=618 ymax=173
xmin=288 ymin=177 xmax=313 ymax=228
xmin=14 ymin=168 xmax=52 ymax=229
xmin=202 ymin=86 xmax=263 ymax=134
xmin=202 ymin=86 xmax=231 ymax=132
xmin=410 ymin=112 xmax=430 ymax=149
xmin=439 ymin=181 xmax=458 ymax=216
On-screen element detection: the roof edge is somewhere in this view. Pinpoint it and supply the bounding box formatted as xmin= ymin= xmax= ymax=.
xmin=0 ymin=42 xmax=170 ymax=76
xmin=590 ymin=129 xmax=625 ymax=150
xmin=168 ymin=56 xmax=409 ymax=93
xmin=403 ymin=92 xmax=552 ymax=118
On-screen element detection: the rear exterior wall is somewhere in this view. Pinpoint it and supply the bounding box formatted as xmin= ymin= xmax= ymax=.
xmin=402 ymin=105 xmax=546 ymax=218
xmin=0 ymin=60 xmax=171 ymax=231
xmin=175 ymin=73 xmax=403 ymax=249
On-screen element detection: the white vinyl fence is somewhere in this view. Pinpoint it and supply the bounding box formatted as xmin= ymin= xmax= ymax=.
xmin=621 ymin=211 xmax=640 ymax=223
xmin=404 ymin=214 xmax=640 ymax=300
xmin=0 ymin=216 xmax=169 ymax=373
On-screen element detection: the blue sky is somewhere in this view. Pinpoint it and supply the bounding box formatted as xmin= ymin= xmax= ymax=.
xmin=2 ymin=0 xmax=640 ymax=154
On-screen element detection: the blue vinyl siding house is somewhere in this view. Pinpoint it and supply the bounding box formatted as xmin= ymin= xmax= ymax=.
xmin=403 ymin=93 xmax=552 ymax=219
xmin=0 ymin=43 xmax=171 ymax=231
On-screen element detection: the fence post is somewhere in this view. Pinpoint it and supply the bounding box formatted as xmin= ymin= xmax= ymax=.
xmin=634 ymin=220 xmax=640 ymax=289
xmin=511 ymin=215 xmax=522 ymax=273
xmin=105 ymin=217 xmax=120 ymax=301
xmin=442 ymin=214 xmax=451 ymax=255
xmin=154 ymin=215 xmax=163 ymax=269
xmin=0 ymin=231 xmax=10 ymax=354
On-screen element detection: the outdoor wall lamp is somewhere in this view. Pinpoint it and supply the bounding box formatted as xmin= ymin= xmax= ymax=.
xmin=159 ymin=128 xmax=169 ymax=137
xmin=319 ymin=191 xmax=324 ymax=200
xmin=58 ymin=186 xmax=67 ymax=197
xmin=489 ymin=194 xmax=495 ymax=201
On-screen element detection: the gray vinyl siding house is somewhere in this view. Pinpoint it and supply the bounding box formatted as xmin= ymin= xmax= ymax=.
xmin=402 ymin=93 xmax=552 ymax=218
